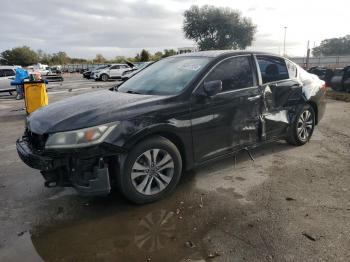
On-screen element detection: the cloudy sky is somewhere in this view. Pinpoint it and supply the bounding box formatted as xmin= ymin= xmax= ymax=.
xmin=0 ymin=0 xmax=348 ymax=59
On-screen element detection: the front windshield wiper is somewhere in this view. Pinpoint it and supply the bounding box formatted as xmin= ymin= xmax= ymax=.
xmin=125 ymin=90 xmax=141 ymax=94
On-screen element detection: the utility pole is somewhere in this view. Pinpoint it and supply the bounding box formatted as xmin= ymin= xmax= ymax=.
xmin=306 ymin=40 xmax=310 ymax=70
xmin=283 ymin=26 xmax=287 ymax=56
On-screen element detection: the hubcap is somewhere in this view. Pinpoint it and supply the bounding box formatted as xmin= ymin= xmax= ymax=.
xmin=131 ymin=149 xmax=174 ymax=195
xmin=297 ymin=110 xmax=313 ymax=141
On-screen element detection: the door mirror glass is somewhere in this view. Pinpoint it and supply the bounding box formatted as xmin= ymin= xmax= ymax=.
xmin=203 ymin=80 xmax=222 ymax=96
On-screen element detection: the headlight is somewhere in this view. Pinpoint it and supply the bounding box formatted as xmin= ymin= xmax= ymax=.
xmin=45 ymin=122 xmax=118 ymax=149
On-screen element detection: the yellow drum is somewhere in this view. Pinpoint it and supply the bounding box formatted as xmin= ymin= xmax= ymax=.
xmin=24 ymin=81 xmax=48 ymax=114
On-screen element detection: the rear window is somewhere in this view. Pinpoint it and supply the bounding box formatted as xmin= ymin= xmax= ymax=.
xmin=257 ymin=56 xmax=289 ymax=84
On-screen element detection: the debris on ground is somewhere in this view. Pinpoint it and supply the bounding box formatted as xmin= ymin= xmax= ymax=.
xmin=185 ymin=240 xmax=196 ymax=248
xmin=199 ymin=196 xmax=204 ymax=208
xmin=207 ymin=251 xmax=221 ymax=259
xmin=285 ymin=197 xmax=296 ymax=201
xmin=17 ymin=230 xmax=27 ymax=237
xmin=302 ymin=232 xmax=317 ymax=241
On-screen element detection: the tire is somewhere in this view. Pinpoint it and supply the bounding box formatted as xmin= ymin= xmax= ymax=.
xmin=286 ymin=104 xmax=315 ymax=146
xmin=117 ymin=136 xmax=182 ymax=204
xmin=100 ymin=74 xmax=109 ymax=82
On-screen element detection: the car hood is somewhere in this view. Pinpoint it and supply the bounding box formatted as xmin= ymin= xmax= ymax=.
xmin=27 ymin=90 xmax=166 ymax=134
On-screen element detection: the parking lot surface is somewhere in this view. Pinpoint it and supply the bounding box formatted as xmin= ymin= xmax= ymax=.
xmin=0 ymin=76 xmax=349 ymax=261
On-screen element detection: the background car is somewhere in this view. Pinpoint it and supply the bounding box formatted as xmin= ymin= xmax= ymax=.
xmin=0 ymin=66 xmax=16 ymax=94
xmin=329 ymin=66 xmax=350 ymax=92
xmin=94 ymin=63 xmax=132 ymax=81
xmin=121 ymin=61 xmax=153 ymax=82
xmin=90 ymin=65 xmax=111 ymax=79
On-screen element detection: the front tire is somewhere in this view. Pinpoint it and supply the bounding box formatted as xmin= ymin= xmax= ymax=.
xmin=286 ymin=104 xmax=315 ymax=146
xmin=117 ymin=136 xmax=182 ymax=204
xmin=100 ymin=74 xmax=109 ymax=82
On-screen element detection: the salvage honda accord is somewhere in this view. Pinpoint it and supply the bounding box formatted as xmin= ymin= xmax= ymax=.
xmin=17 ymin=51 xmax=326 ymax=204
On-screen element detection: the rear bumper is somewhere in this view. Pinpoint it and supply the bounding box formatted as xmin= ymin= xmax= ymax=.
xmin=16 ymin=138 xmax=116 ymax=196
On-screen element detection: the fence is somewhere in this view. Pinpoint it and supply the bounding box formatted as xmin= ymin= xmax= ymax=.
xmin=60 ymin=56 xmax=350 ymax=72
xmin=290 ymin=56 xmax=350 ymax=69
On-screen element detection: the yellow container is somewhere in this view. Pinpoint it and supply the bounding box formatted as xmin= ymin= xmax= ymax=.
xmin=24 ymin=81 xmax=48 ymax=114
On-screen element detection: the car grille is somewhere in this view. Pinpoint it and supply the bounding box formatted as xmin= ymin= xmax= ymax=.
xmin=26 ymin=130 xmax=48 ymax=151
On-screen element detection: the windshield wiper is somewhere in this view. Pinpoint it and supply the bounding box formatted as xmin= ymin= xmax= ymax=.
xmin=125 ymin=90 xmax=141 ymax=94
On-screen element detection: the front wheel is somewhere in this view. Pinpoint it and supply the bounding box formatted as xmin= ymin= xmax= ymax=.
xmin=286 ymin=104 xmax=315 ymax=146
xmin=100 ymin=74 xmax=109 ymax=82
xmin=117 ymin=136 xmax=182 ymax=204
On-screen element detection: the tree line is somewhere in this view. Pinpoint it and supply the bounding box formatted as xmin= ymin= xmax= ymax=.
xmin=0 ymin=46 xmax=177 ymax=66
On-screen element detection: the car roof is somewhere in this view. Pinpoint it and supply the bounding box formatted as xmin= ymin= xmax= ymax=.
xmin=0 ymin=66 xmax=16 ymax=70
xmin=174 ymin=50 xmax=282 ymax=58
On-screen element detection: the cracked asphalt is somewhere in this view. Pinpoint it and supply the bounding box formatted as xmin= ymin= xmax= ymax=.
xmin=0 ymin=75 xmax=349 ymax=261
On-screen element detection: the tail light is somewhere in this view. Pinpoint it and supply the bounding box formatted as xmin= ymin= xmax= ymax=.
xmin=321 ymin=83 xmax=327 ymax=91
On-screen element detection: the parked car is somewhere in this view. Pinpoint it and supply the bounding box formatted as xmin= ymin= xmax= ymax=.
xmin=94 ymin=63 xmax=132 ymax=81
xmin=89 ymin=65 xmax=111 ymax=79
xmin=121 ymin=62 xmax=153 ymax=82
xmin=308 ymin=66 xmax=334 ymax=87
xmin=0 ymin=66 xmax=16 ymax=94
xmin=329 ymin=66 xmax=350 ymax=92
xmin=17 ymin=51 xmax=326 ymax=204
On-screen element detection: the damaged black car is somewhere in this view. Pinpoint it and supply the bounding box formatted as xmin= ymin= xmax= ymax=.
xmin=16 ymin=51 xmax=326 ymax=204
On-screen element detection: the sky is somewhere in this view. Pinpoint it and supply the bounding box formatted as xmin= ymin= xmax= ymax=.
xmin=0 ymin=0 xmax=348 ymax=59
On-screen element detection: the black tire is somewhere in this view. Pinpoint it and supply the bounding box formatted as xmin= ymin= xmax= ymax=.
xmin=100 ymin=74 xmax=109 ymax=82
xmin=286 ymin=104 xmax=315 ymax=146
xmin=117 ymin=136 xmax=182 ymax=204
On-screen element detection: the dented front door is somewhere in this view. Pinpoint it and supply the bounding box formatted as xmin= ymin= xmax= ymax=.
xmin=260 ymin=79 xmax=303 ymax=139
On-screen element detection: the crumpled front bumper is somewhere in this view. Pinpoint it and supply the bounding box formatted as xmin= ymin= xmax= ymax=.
xmin=16 ymin=138 xmax=115 ymax=196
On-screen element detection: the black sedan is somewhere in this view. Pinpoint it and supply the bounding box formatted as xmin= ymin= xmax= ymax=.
xmin=17 ymin=51 xmax=326 ymax=204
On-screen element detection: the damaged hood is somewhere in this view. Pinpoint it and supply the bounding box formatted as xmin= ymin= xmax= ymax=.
xmin=27 ymin=90 xmax=166 ymax=134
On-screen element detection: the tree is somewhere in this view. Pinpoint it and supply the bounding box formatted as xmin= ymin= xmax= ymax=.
xmin=113 ymin=56 xmax=126 ymax=63
xmin=51 ymin=51 xmax=70 ymax=65
xmin=95 ymin=54 xmax=106 ymax=63
xmin=152 ymin=51 xmax=163 ymax=61
xmin=1 ymin=46 xmax=39 ymax=66
xmin=162 ymin=49 xmax=177 ymax=58
xmin=140 ymin=49 xmax=150 ymax=62
xmin=312 ymin=35 xmax=350 ymax=56
xmin=183 ymin=5 xmax=256 ymax=50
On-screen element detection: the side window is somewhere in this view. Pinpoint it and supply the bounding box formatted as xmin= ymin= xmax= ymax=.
xmin=257 ymin=56 xmax=289 ymax=84
xmin=285 ymin=60 xmax=297 ymax=78
xmin=0 ymin=70 xmax=4 ymax=77
xmin=110 ymin=65 xmax=118 ymax=70
xmin=4 ymin=69 xmax=15 ymax=77
xmin=205 ymin=56 xmax=254 ymax=92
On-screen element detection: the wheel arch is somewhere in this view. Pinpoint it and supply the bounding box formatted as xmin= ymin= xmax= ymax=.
xmin=123 ymin=129 xmax=192 ymax=171
xmin=306 ymin=100 xmax=318 ymax=125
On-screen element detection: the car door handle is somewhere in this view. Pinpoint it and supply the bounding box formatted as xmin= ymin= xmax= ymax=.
xmin=247 ymin=95 xmax=261 ymax=101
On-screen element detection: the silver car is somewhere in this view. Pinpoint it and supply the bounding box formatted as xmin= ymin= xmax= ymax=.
xmin=0 ymin=66 xmax=16 ymax=94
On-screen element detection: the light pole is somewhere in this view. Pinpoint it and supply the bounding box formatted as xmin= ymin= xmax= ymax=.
xmin=283 ymin=26 xmax=287 ymax=56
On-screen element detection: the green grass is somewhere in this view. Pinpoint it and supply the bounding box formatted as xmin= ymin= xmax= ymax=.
xmin=326 ymin=88 xmax=350 ymax=102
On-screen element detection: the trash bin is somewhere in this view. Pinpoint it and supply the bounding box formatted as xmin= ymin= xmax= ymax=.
xmin=23 ymin=80 xmax=48 ymax=114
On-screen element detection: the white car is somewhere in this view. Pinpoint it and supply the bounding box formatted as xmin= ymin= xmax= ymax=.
xmin=94 ymin=64 xmax=132 ymax=81
xmin=0 ymin=66 xmax=16 ymax=94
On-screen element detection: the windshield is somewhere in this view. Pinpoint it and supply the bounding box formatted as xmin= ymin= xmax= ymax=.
xmin=118 ymin=57 xmax=210 ymax=95
xmin=95 ymin=65 xmax=109 ymax=71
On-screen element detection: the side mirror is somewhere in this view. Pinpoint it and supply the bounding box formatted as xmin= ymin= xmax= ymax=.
xmin=203 ymin=80 xmax=222 ymax=96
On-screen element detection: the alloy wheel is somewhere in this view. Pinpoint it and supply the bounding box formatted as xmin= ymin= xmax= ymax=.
xmin=297 ymin=109 xmax=313 ymax=142
xmin=131 ymin=149 xmax=175 ymax=195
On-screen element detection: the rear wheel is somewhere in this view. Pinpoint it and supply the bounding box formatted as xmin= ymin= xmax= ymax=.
xmin=286 ymin=104 xmax=315 ymax=146
xmin=117 ymin=136 xmax=182 ymax=204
